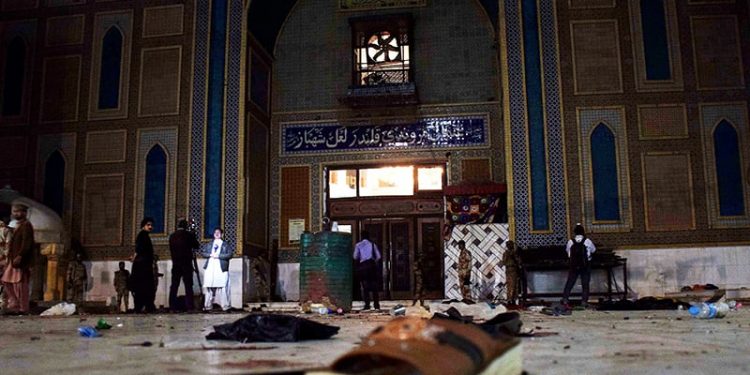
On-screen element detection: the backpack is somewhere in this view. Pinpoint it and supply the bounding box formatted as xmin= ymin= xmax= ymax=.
xmin=569 ymin=237 xmax=589 ymax=267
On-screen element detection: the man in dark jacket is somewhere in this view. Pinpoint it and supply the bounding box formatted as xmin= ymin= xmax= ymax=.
xmin=1 ymin=204 xmax=34 ymax=314
xmin=168 ymin=219 xmax=200 ymax=311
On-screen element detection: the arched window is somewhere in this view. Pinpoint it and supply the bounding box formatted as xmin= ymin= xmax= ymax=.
xmin=640 ymin=0 xmax=671 ymax=80
xmin=43 ymin=151 xmax=65 ymax=217
xmin=714 ymin=120 xmax=745 ymax=216
xmin=2 ymin=37 xmax=26 ymax=116
xmin=98 ymin=27 xmax=123 ymax=110
xmin=144 ymin=145 xmax=167 ymax=233
xmin=590 ymin=124 xmax=620 ymax=221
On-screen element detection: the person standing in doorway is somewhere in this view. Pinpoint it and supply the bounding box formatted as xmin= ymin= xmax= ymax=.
xmin=1 ymin=204 xmax=34 ymax=314
xmin=169 ymin=219 xmax=200 ymax=312
xmin=561 ymin=223 xmax=596 ymax=307
xmin=131 ymin=218 xmax=156 ymax=313
xmin=457 ymin=240 xmax=473 ymax=301
xmin=201 ymin=228 xmax=232 ymax=311
xmin=353 ymin=230 xmax=381 ymax=310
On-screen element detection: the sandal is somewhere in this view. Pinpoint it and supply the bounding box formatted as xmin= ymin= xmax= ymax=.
xmin=310 ymin=316 xmax=521 ymax=375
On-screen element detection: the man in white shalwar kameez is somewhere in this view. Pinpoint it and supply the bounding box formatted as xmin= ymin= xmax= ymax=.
xmin=201 ymin=228 xmax=232 ymax=311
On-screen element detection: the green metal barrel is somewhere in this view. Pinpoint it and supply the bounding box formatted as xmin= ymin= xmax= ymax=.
xmin=299 ymin=231 xmax=353 ymax=311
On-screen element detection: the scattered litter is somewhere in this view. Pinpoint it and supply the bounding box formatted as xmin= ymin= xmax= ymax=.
xmin=527 ymin=305 xmax=545 ymax=313
xmin=405 ymin=305 xmax=431 ymax=319
xmin=78 ymin=326 xmax=101 ymax=338
xmin=390 ymin=304 xmax=406 ymax=316
xmin=116 ymin=323 xmax=124 ymax=328
xmin=30 ymin=336 xmax=40 ymax=341
xmin=429 ymin=301 xmax=504 ymax=321
xmin=688 ymin=302 xmax=729 ymax=319
xmin=623 ymin=317 xmax=630 ymax=320
xmin=206 ymin=314 xmax=339 ymax=342
xmin=141 ymin=341 xmax=153 ymax=347
xmin=40 ymin=302 xmax=76 ymax=316
xmin=540 ymin=304 xmax=571 ymax=316
xmin=96 ymin=318 xmax=112 ymax=330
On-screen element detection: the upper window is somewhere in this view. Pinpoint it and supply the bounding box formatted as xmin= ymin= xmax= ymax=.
xmin=2 ymin=37 xmax=26 ymax=117
xmin=98 ymin=27 xmax=123 ymax=110
xmin=329 ymin=164 xmax=444 ymax=198
xmin=640 ymin=0 xmax=671 ymax=80
xmin=351 ymin=15 xmax=412 ymax=87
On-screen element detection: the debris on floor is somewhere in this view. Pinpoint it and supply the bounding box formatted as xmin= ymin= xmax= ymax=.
xmin=205 ymin=313 xmax=340 ymax=342
xmin=40 ymin=302 xmax=76 ymax=316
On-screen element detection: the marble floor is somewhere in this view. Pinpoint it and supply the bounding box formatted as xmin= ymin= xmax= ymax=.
xmin=1 ymin=307 xmax=749 ymax=374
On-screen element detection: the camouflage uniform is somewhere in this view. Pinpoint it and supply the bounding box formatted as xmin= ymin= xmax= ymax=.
xmin=66 ymin=258 xmax=87 ymax=303
xmin=114 ymin=268 xmax=130 ymax=312
xmin=251 ymin=258 xmax=268 ymax=301
xmin=502 ymin=241 xmax=522 ymax=304
xmin=412 ymin=250 xmax=425 ymax=306
xmin=457 ymin=243 xmax=472 ymax=300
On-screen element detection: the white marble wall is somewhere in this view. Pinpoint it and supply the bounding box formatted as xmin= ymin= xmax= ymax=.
xmin=276 ymin=263 xmax=300 ymax=301
xmin=523 ymin=245 xmax=750 ymax=301
xmin=615 ymin=246 xmax=750 ymax=298
xmin=82 ymin=258 xmax=249 ymax=309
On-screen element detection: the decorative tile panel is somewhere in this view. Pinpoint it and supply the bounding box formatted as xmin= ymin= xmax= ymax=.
xmin=138 ymin=46 xmax=182 ymax=117
xmin=444 ymin=224 xmax=510 ymax=301
xmin=40 ymin=55 xmax=81 ymax=123
xmin=339 ymin=0 xmax=426 ymax=11
xmin=143 ymin=5 xmax=184 ymax=38
xmin=82 ymin=174 xmax=125 ymax=246
xmin=642 ymin=152 xmax=696 ymax=231
xmin=637 ymin=104 xmax=688 ymax=139
xmin=628 ymin=0 xmax=684 ymax=92
xmin=690 ymin=16 xmax=744 ymax=90
xmin=88 ymin=10 xmax=133 ymax=120
xmin=85 ymin=130 xmax=127 ymax=164
xmin=45 ymin=15 xmax=85 ymax=46
xmin=504 ymin=0 xmax=568 ymax=247
xmin=36 ymin=133 xmax=76 ymax=228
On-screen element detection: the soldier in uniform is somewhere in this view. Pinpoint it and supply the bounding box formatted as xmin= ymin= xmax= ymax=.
xmin=502 ymin=240 xmax=522 ymax=305
xmin=411 ymin=248 xmax=426 ymax=307
xmin=66 ymin=252 xmax=87 ymax=303
xmin=252 ymin=258 xmax=268 ymax=301
xmin=114 ymin=261 xmax=130 ymax=312
xmin=457 ymin=240 xmax=472 ymax=301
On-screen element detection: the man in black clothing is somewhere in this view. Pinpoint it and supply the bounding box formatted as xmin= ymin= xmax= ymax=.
xmin=169 ymin=219 xmax=201 ymax=312
xmin=561 ymin=223 xmax=596 ymax=307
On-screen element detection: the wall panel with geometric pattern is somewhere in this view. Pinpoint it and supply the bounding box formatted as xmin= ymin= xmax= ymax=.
xmin=642 ymin=152 xmax=696 ymax=232
xmin=82 ymin=174 xmax=124 ymax=246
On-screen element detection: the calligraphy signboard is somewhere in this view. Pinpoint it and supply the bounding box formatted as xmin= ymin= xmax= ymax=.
xmin=282 ymin=116 xmax=488 ymax=155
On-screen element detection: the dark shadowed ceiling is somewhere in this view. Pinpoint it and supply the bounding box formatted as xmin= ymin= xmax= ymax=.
xmin=248 ymin=0 xmax=499 ymax=55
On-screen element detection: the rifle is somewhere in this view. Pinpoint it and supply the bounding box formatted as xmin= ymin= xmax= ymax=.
xmin=188 ymin=219 xmax=203 ymax=290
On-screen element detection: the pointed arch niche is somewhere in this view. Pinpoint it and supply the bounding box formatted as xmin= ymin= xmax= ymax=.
xmin=700 ymin=103 xmax=750 ymax=228
xmin=135 ymin=128 xmax=177 ymax=242
xmin=88 ymin=11 xmax=132 ymax=120
xmin=577 ymin=107 xmax=632 ymax=232
xmin=36 ymin=133 xmax=76 ymax=229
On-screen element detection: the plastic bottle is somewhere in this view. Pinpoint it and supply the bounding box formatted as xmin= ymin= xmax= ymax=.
xmin=78 ymin=326 xmax=101 ymax=338
xmin=688 ymin=302 xmax=729 ymax=319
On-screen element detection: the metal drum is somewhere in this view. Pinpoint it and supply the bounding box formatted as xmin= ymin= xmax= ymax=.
xmin=299 ymin=231 xmax=353 ymax=311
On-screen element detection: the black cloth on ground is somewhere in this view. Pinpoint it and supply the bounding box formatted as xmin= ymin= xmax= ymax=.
xmin=206 ymin=314 xmax=340 ymax=342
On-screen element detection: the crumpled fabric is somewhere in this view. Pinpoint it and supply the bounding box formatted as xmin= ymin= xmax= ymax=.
xmin=205 ymin=313 xmax=340 ymax=342
xmin=40 ymin=302 xmax=76 ymax=316
xmin=431 ymin=307 xmax=523 ymax=337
